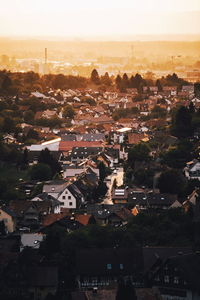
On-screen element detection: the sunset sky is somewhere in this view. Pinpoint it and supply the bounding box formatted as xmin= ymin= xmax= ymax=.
xmin=0 ymin=0 xmax=200 ymax=38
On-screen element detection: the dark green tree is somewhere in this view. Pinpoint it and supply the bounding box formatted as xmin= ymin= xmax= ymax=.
xmin=30 ymin=163 xmax=52 ymax=181
xmin=115 ymin=75 xmax=122 ymax=90
xmin=98 ymin=161 xmax=107 ymax=182
xmin=101 ymin=72 xmax=112 ymax=86
xmin=90 ymin=69 xmax=100 ymax=85
xmin=156 ymin=79 xmax=163 ymax=91
xmin=157 ymin=169 xmax=187 ymax=195
xmin=171 ymin=106 xmax=192 ymax=138
xmin=38 ymin=148 xmax=61 ymax=176
xmin=128 ymin=143 xmax=151 ymax=164
xmin=63 ymin=105 xmax=75 ymax=119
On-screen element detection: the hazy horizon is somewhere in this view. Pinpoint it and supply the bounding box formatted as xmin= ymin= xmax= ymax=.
xmin=0 ymin=34 xmax=200 ymax=42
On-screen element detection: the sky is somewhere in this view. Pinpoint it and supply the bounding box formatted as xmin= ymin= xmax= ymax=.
xmin=0 ymin=0 xmax=200 ymax=38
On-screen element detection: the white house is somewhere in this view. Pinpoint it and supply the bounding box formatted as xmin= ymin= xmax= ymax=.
xmin=43 ymin=181 xmax=84 ymax=209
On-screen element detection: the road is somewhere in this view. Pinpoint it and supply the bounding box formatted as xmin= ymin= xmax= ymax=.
xmin=101 ymin=167 xmax=124 ymax=205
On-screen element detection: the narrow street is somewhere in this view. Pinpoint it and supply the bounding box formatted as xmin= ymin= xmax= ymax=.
xmin=101 ymin=167 xmax=124 ymax=205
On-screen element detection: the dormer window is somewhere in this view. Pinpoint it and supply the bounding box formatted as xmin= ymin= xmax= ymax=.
xmin=164 ymin=275 xmax=169 ymax=283
xmin=174 ymin=276 xmax=179 ymax=284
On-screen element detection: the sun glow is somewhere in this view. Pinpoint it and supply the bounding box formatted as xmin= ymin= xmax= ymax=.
xmin=0 ymin=0 xmax=200 ymax=37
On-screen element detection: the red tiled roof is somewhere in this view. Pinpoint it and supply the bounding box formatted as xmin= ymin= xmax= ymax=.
xmin=128 ymin=133 xmax=148 ymax=144
xmin=59 ymin=141 xmax=104 ymax=151
xmin=42 ymin=212 xmax=70 ymax=226
xmin=75 ymin=214 xmax=92 ymax=225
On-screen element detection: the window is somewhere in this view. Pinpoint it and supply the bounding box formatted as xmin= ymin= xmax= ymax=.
xmin=119 ymin=264 xmax=124 ymax=270
xmin=164 ymin=275 xmax=169 ymax=283
xmin=68 ymin=196 xmax=71 ymax=200
xmin=107 ymin=264 xmax=112 ymax=270
xmin=69 ymin=202 xmax=73 ymax=206
xmin=62 ymin=196 xmax=66 ymax=200
xmin=174 ymin=276 xmax=179 ymax=284
xmin=65 ymin=191 xmax=68 ymax=194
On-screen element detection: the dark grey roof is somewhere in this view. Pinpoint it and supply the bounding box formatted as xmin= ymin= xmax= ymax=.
xmin=26 ymin=266 xmax=58 ymax=287
xmin=61 ymin=134 xmax=77 ymax=141
xmin=76 ymin=248 xmax=144 ymax=277
xmin=168 ymin=253 xmax=200 ymax=291
xmin=68 ymin=184 xmax=84 ymax=202
xmin=1 ymin=206 xmax=16 ymax=218
xmin=128 ymin=192 xmax=177 ymax=207
xmin=71 ymin=147 xmax=103 ymax=158
xmin=143 ymin=247 xmax=192 ymax=273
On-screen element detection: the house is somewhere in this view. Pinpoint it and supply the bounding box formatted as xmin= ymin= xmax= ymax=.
xmin=9 ymin=199 xmax=58 ymax=229
xmin=20 ymin=233 xmax=45 ymax=251
xmin=0 ymin=207 xmax=16 ymax=233
xmin=74 ymin=171 xmax=99 ymax=203
xmin=0 ymin=264 xmax=58 ymax=300
xmin=76 ymin=248 xmax=144 ymax=289
xmin=112 ymin=188 xmax=129 ymax=204
xmin=128 ymin=192 xmax=180 ymax=210
xmin=150 ymin=253 xmax=200 ymax=300
xmin=63 ymin=163 xmax=99 ymax=179
xmin=71 ymin=146 xmax=103 ymax=163
xmin=43 ymin=180 xmax=85 ymax=209
xmin=185 ymin=159 xmax=200 ymax=180
xmin=93 ymin=207 xmax=132 ymax=226
xmin=24 ymin=266 xmax=58 ymax=300
xmin=59 ymin=141 xmax=104 ymax=154
xmin=41 ymin=215 xmax=84 ymax=233
xmin=128 ymin=132 xmax=149 ymax=144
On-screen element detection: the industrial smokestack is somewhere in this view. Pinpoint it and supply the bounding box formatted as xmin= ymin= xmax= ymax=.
xmin=45 ymin=48 xmax=47 ymax=65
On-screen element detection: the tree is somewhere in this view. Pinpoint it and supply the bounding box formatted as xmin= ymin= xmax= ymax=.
xmin=52 ymin=74 xmax=66 ymax=89
xmin=121 ymin=73 xmax=129 ymax=91
xmin=189 ymin=102 xmax=195 ymax=114
xmin=2 ymin=117 xmax=15 ymax=133
xmin=171 ymin=106 xmax=192 ymax=138
xmin=115 ymin=75 xmax=122 ymax=90
xmin=24 ymin=110 xmax=35 ymax=123
xmin=157 ymin=169 xmax=187 ymax=195
xmin=128 ymin=143 xmax=151 ymax=164
xmin=1 ymin=74 xmax=12 ymax=91
xmin=194 ymin=82 xmax=200 ymax=98
xmin=90 ymin=69 xmax=100 ymax=85
xmin=116 ymin=278 xmax=137 ymax=300
xmin=151 ymin=105 xmax=167 ymax=118
xmin=30 ymin=163 xmax=52 ymax=181
xmin=38 ymin=148 xmax=61 ymax=176
xmin=156 ymin=79 xmax=163 ymax=92
xmin=101 ymin=72 xmax=112 ymax=86
xmin=26 ymin=129 xmax=39 ymax=141
xmin=63 ymin=105 xmax=75 ymax=119
xmin=98 ymin=161 xmax=107 ymax=182
xmin=20 ymin=148 xmax=29 ymax=169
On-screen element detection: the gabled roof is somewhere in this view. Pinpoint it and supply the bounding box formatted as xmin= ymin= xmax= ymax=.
xmin=143 ymin=247 xmax=192 ymax=273
xmin=59 ymin=141 xmax=103 ymax=152
xmin=43 ymin=180 xmax=68 ymax=194
xmin=166 ymin=253 xmax=200 ymax=291
xmin=0 ymin=206 xmax=16 ymax=218
xmin=76 ymin=247 xmax=144 ymax=276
